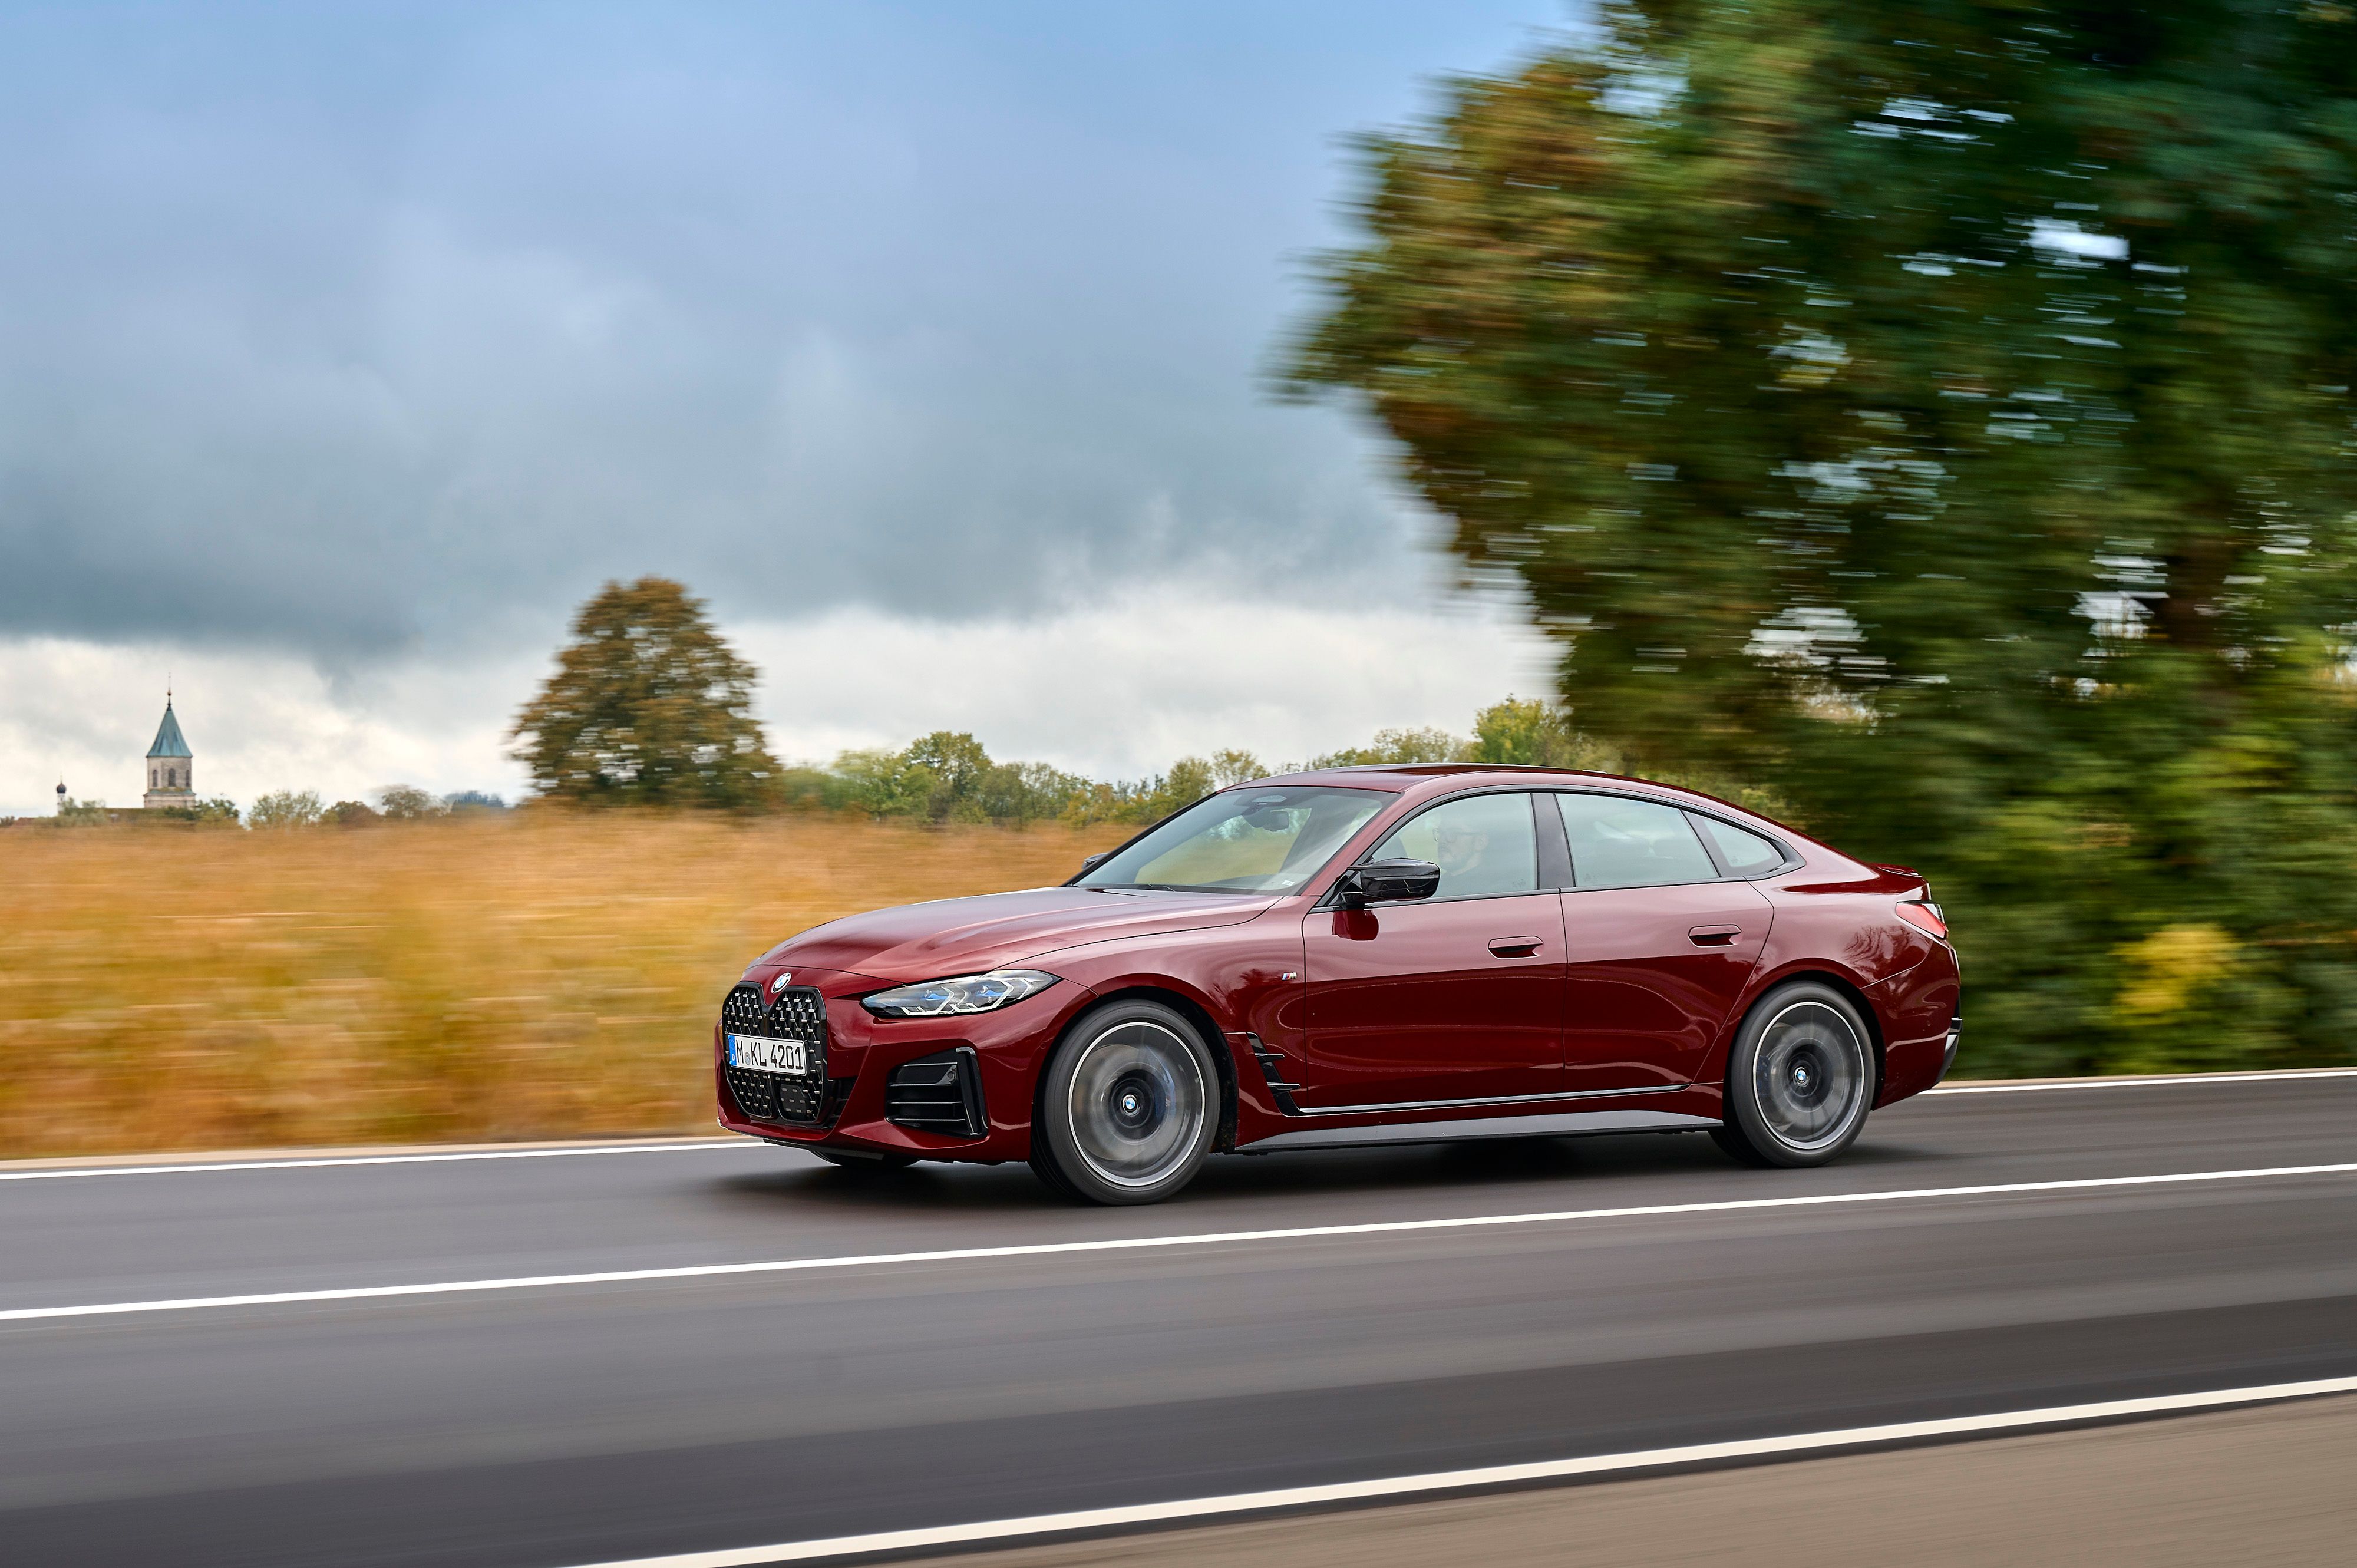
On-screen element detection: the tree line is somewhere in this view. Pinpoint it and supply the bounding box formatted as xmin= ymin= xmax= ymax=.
xmin=507 ymin=577 xmax=1659 ymax=827
xmin=38 ymin=785 xmax=510 ymax=830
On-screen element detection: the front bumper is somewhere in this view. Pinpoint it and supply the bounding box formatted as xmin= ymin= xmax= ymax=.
xmin=714 ymin=963 xmax=1090 ymax=1163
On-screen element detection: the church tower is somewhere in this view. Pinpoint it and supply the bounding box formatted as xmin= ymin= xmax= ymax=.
xmin=143 ymin=694 xmax=195 ymax=810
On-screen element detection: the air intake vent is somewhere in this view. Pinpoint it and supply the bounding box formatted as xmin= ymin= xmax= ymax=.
xmin=886 ymin=1048 xmax=986 ymax=1139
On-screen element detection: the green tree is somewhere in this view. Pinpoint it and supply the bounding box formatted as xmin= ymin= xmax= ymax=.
xmin=148 ymin=797 xmax=242 ymax=827
xmin=1309 ymin=725 xmax=1470 ymax=769
xmin=53 ymin=795 xmax=111 ymax=827
xmin=510 ymin=577 xmax=780 ymax=808
xmin=1290 ymin=2 xmax=2357 ymax=1074
xmin=1468 ymin=697 xmax=1617 ymax=770
xmin=1209 ymin=748 xmax=1267 ymax=787
xmin=249 ymin=790 xmax=323 ymax=830
xmin=376 ymin=785 xmax=447 ymax=821
xmin=979 ymin=760 xmax=1091 ymax=823
xmin=903 ymin=731 xmax=994 ymax=821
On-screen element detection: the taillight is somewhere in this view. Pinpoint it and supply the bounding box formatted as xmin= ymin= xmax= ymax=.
xmin=1896 ymin=900 xmax=1947 ymax=939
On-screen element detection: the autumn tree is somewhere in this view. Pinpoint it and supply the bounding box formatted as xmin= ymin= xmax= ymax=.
xmin=511 ymin=577 xmax=780 ymax=808
xmin=1290 ymin=2 xmax=2357 ymax=1074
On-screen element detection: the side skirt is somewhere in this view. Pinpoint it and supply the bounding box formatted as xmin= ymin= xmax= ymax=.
xmin=1239 ymin=1107 xmax=1718 ymax=1153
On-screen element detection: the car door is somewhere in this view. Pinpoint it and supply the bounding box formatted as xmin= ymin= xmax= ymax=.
xmin=1300 ymin=790 xmax=1565 ymax=1108
xmin=1550 ymin=792 xmax=1775 ymax=1094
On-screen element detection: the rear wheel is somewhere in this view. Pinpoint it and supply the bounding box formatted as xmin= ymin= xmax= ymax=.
xmin=1714 ymin=981 xmax=1874 ymax=1168
xmin=1031 ymin=1000 xmax=1217 ymax=1206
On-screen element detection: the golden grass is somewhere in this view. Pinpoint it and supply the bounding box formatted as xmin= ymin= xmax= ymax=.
xmin=0 ymin=812 xmax=1125 ymax=1159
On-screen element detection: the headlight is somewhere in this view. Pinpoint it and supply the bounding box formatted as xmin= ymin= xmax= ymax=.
xmin=861 ymin=970 xmax=1060 ymax=1018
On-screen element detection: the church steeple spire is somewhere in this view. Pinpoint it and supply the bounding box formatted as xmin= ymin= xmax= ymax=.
xmin=143 ymin=691 xmax=195 ymax=810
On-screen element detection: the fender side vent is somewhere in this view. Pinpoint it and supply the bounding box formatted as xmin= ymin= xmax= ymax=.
xmin=887 ymin=1048 xmax=986 ymax=1139
xmin=1244 ymin=1033 xmax=1306 ymax=1117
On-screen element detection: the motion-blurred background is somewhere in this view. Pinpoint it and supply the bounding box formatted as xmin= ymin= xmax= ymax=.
xmin=9 ymin=0 xmax=2357 ymax=1156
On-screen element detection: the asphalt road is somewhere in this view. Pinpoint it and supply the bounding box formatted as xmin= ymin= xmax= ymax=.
xmin=2 ymin=1074 xmax=2353 ymax=1567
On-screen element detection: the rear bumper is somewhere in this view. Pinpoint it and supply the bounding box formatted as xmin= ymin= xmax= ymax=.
xmin=1869 ymin=943 xmax=1962 ymax=1107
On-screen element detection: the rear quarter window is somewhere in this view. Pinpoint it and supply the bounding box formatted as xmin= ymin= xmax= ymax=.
xmin=1691 ymin=814 xmax=1788 ymax=877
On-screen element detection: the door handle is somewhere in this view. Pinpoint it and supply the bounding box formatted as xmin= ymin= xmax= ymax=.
xmin=1488 ymin=936 xmax=1544 ymax=958
xmin=1688 ymin=925 xmax=1742 ymax=946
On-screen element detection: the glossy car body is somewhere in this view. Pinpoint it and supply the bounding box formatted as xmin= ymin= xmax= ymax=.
xmin=715 ymin=765 xmax=1960 ymax=1191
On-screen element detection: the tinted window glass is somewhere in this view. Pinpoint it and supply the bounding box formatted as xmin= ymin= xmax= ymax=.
xmin=1693 ymin=814 xmax=1787 ymax=877
xmin=1081 ymin=786 xmax=1392 ymax=894
xmin=1372 ymin=793 xmax=1539 ymax=900
xmin=1554 ymin=794 xmax=1720 ymax=890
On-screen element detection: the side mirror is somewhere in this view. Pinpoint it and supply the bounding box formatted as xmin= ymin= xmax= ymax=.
xmin=1080 ymin=852 xmax=1110 ymax=874
xmin=1339 ymin=857 xmax=1442 ymax=907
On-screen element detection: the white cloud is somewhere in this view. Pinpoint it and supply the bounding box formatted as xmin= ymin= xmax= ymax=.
xmin=739 ymin=582 xmax=1558 ymax=778
xmin=0 ymin=582 xmax=1557 ymax=817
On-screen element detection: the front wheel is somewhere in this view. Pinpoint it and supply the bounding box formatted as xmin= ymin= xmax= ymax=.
xmin=1031 ymin=1000 xmax=1218 ymax=1206
xmin=1713 ymin=982 xmax=1874 ymax=1168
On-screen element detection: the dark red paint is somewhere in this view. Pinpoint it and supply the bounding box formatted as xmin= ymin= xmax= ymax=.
xmin=715 ymin=765 xmax=1962 ymax=1166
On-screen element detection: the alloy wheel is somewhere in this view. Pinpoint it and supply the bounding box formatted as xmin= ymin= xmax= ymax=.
xmin=1751 ymin=998 xmax=1869 ymax=1153
xmin=1063 ymin=1019 xmax=1208 ymax=1191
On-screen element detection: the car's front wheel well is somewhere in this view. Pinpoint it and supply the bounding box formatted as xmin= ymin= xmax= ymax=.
xmin=1053 ymin=986 xmax=1239 ymax=1153
xmin=1747 ymin=969 xmax=1886 ymax=1106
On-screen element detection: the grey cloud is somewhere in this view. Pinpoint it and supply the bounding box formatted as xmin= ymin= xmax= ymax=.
xmin=0 ymin=4 xmax=1558 ymax=662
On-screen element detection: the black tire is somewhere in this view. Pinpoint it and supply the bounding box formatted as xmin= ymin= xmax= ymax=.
xmin=1714 ymin=981 xmax=1875 ymax=1168
xmin=1708 ymin=1125 xmax=1773 ymax=1167
xmin=808 ymin=1147 xmax=918 ymax=1171
xmin=1031 ymin=999 xmax=1219 ymax=1206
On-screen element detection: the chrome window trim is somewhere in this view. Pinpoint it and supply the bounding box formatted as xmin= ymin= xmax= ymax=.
xmin=1535 ymin=786 xmax=1803 ymax=884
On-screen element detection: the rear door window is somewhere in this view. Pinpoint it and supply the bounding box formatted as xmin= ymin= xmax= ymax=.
xmin=1553 ymin=794 xmax=1721 ymax=890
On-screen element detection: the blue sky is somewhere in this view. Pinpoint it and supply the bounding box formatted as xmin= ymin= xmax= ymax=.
xmin=0 ymin=2 xmax=1574 ymax=811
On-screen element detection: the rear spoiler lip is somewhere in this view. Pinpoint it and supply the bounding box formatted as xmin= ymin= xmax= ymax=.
xmin=1872 ymin=863 xmax=1934 ymax=901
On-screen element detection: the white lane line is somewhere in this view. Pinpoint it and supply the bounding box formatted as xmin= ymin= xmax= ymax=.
xmin=0 ymin=1140 xmax=757 ymax=1183
xmin=563 ymin=1375 xmax=2357 ymax=1568
xmin=5 ymin=1161 xmax=2353 ymax=1325
xmin=3 ymin=1069 xmax=2343 ymax=1183
xmin=1930 ymin=1066 xmax=2357 ymax=1095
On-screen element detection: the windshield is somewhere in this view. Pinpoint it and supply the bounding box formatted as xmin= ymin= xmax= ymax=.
xmin=1077 ymin=785 xmax=1395 ymax=894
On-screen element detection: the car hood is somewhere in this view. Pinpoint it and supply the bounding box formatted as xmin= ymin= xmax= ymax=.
xmin=766 ymin=886 xmax=1278 ymax=983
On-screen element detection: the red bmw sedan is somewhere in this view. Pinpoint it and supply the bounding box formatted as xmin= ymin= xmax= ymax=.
xmin=717 ymin=765 xmax=1961 ymax=1204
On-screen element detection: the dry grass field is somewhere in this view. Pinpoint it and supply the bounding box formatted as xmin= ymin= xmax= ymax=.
xmin=0 ymin=813 xmax=1125 ymax=1159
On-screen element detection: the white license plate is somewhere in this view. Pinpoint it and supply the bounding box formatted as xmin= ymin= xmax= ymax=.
xmin=728 ymin=1034 xmax=808 ymax=1077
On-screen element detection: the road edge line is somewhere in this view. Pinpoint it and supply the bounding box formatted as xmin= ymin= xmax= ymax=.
xmin=1927 ymin=1066 xmax=2357 ymax=1095
xmin=0 ymin=1140 xmax=758 ymax=1183
xmin=559 ymin=1375 xmax=2357 ymax=1568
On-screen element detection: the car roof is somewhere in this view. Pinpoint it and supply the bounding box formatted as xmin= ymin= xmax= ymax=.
xmin=1257 ymin=762 xmax=1671 ymax=793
